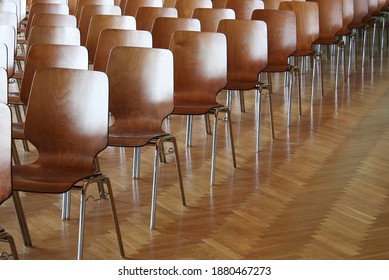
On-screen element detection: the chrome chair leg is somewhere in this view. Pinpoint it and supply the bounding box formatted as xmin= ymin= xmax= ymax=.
xmin=210 ymin=111 xmax=219 ymax=186
xmin=12 ymin=191 xmax=32 ymax=247
xmin=362 ymin=25 xmax=368 ymax=67
xmin=287 ymin=69 xmax=294 ymax=127
xmin=311 ymin=53 xmax=317 ymax=106
xmin=239 ymin=90 xmax=246 ymax=112
xmin=169 ymin=136 xmax=186 ymax=206
xmin=61 ymin=191 xmax=71 ymax=220
xmin=185 ymin=115 xmax=193 ymax=147
xmin=256 ymin=87 xmax=262 ymax=152
xmin=149 ymin=146 xmax=160 ymax=229
xmin=132 ymin=147 xmax=141 ymax=179
xmin=204 ymin=114 xmax=212 ymax=135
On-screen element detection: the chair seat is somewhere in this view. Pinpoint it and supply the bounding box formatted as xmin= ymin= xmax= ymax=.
xmin=12 ymin=164 xmax=98 ymax=193
xmin=8 ymin=92 xmax=22 ymax=104
xmin=109 ymin=129 xmax=169 ymax=147
xmin=348 ymin=22 xmax=365 ymax=29
xmin=15 ymin=54 xmax=26 ymax=61
xmin=263 ymin=64 xmax=292 ymax=73
xmin=336 ymin=29 xmax=351 ymax=36
xmin=173 ymin=102 xmax=222 ymax=115
xmin=12 ymin=70 xmax=23 ymax=80
xmin=12 ymin=122 xmax=25 ymax=139
xmin=292 ymin=50 xmax=315 ymax=57
xmin=224 ymin=81 xmax=259 ymax=91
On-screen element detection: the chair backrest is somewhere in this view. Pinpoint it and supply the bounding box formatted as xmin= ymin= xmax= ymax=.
xmin=163 ymin=0 xmax=176 ymax=7
xmin=262 ymin=0 xmax=282 ymax=9
xmin=20 ymin=44 xmax=88 ymax=105
xmin=151 ymin=17 xmax=200 ymax=48
xmin=252 ymin=9 xmax=296 ymax=70
xmin=86 ymin=14 xmax=136 ymax=63
xmin=279 ymin=1 xmax=320 ymax=56
xmin=75 ymin=0 xmax=114 ymax=19
xmin=0 ymin=12 xmax=18 ymax=39
xmin=27 ymin=26 xmax=81 ymax=52
xmin=0 ymin=0 xmax=21 ymax=26
xmin=24 ymin=67 xmax=109 ymax=174
xmin=136 ymin=6 xmax=178 ymax=32
xmin=124 ymin=0 xmax=163 ymax=17
xmin=217 ymin=19 xmax=268 ymax=90
xmin=349 ymin=0 xmax=369 ymax=28
xmin=169 ymin=30 xmax=227 ymax=114
xmin=307 ymin=0 xmax=343 ymax=42
xmin=212 ymin=0 xmax=227 ymax=8
xmin=225 ymin=0 xmax=264 ymax=19
xmin=26 ymin=3 xmax=70 ymax=37
xmin=78 ymin=4 xmax=122 ymax=45
xmin=106 ymin=46 xmax=174 ymax=146
xmin=0 ymin=101 xmax=11 ymax=205
xmin=192 ymin=7 xmax=235 ymax=32
xmin=0 ymin=24 xmax=16 ymax=78
xmin=0 ymin=2 xmax=17 ymax=15
xmin=93 ymin=29 xmax=152 ymax=71
xmin=0 ymin=67 xmax=7 ymax=103
xmin=29 ymin=0 xmax=67 ymax=9
xmin=175 ymin=0 xmax=212 ymax=18
xmin=336 ymin=0 xmax=354 ymax=36
xmin=29 ymin=13 xmax=77 ymax=32
xmin=0 ymin=44 xmax=7 ymax=72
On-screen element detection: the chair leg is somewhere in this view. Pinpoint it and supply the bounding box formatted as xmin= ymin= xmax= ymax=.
xmin=319 ymin=52 xmax=324 ymax=97
xmin=381 ymin=16 xmax=385 ymax=50
xmin=239 ymin=90 xmax=246 ymax=113
xmin=11 ymin=140 xmax=21 ymax=166
xmin=267 ymin=74 xmax=275 ymax=139
xmin=61 ymin=191 xmax=71 ymax=220
xmin=149 ymin=145 xmax=160 ymax=229
xmin=204 ymin=114 xmax=212 ymax=135
xmin=311 ymin=54 xmax=317 ymax=106
xmin=256 ymin=87 xmax=262 ymax=152
xmin=77 ymin=176 xmax=124 ymax=259
xmin=169 ymin=136 xmax=186 ymax=206
xmin=132 ymin=147 xmax=141 ymax=179
xmin=210 ymin=111 xmax=219 ymax=186
xmin=362 ymin=25 xmax=368 ymax=67
xmin=12 ymin=191 xmax=32 ymax=247
xmin=185 ymin=115 xmax=193 ymax=147
xmin=0 ymin=229 xmax=19 ymax=260
xmin=287 ymin=69 xmax=294 ymax=127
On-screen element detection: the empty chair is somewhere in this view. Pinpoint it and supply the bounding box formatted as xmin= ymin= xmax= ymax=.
xmin=225 ymin=0 xmax=264 ymax=19
xmin=123 ymin=0 xmax=163 ymax=17
xmin=0 ymin=25 xmax=16 ymax=79
xmin=93 ymin=29 xmax=152 ymax=72
xmin=106 ymin=46 xmax=185 ymax=229
xmin=308 ymin=0 xmax=344 ymax=93
xmin=252 ymin=9 xmax=300 ymax=136
xmin=170 ymin=30 xmax=236 ymax=185
xmin=11 ymin=67 xmax=124 ymax=260
xmin=192 ymin=7 xmax=235 ymax=32
xmin=151 ymin=17 xmax=200 ymax=49
xmin=78 ymin=4 xmax=121 ymax=45
xmin=29 ymin=13 xmax=77 ymax=30
xmin=136 ymin=6 xmax=178 ymax=32
xmin=0 ymin=101 xmax=18 ymax=260
xmin=217 ymin=19 xmax=268 ymax=152
xmin=279 ymin=1 xmax=322 ymax=105
xmin=174 ymin=0 xmax=212 ymax=18
xmin=85 ymin=14 xmax=136 ymax=63
xmin=75 ymin=0 xmax=114 ymax=19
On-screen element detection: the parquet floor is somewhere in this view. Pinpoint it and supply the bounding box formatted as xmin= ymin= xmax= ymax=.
xmin=1 ymin=40 xmax=388 ymax=260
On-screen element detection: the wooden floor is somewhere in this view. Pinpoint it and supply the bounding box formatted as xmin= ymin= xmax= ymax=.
xmin=1 ymin=40 xmax=389 ymax=260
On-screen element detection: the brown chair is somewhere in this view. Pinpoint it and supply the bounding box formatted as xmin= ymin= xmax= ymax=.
xmin=217 ymin=19 xmax=268 ymax=152
xmin=0 ymin=102 xmax=19 ymax=260
xmin=348 ymin=0 xmax=370 ymax=67
xmin=123 ymin=0 xmax=163 ymax=17
xmin=192 ymin=7 xmax=235 ymax=32
xmin=29 ymin=13 xmax=77 ymax=30
xmin=225 ymin=0 xmax=264 ymax=19
xmin=106 ymin=46 xmax=185 ymax=229
xmin=11 ymin=67 xmax=124 ymax=260
xmin=135 ymin=6 xmax=178 ymax=32
xmin=279 ymin=1 xmax=322 ymax=105
xmin=78 ymin=4 xmax=121 ymax=45
xmin=170 ymin=30 xmax=236 ymax=185
xmin=308 ymin=0 xmax=345 ymax=93
xmin=252 ymin=9 xmax=300 ymax=136
xmin=93 ymin=29 xmax=152 ymax=72
xmin=75 ymin=0 xmax=114 ymax=20
xmin=174 ymin=0 xmax=212 ymax=18
xmin=85 ymin=14 xmax=136 ymax=63
xmin=151 ymin=17 xmax=200 ymax=49
xmin=11 ymin=44 xmax=89 ymax=167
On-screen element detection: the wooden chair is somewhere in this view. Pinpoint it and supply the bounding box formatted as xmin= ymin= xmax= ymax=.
xmin=106 ymin=46 xmax=185 ymax=229
xmin=123 ymin=0 xmax=163 ymax=17
xmin=217 ymin=19 xmax=268 ymax=152
xmin=11 ymin=67 xmax=124 ymax=260
xmin=308 ymin=0 xmax=345 ymax=93
xmin=192 ymin=7 xmax=235 ymax=32
xmin=75 ymin=0 xmax=114 ymax=20
xmin=135 ymin=6 xmax=178 ymax=32
xmin=78 ymin=4 xmax=121 ymax=45
xmin=279 ymin=1 xmax=322 ymax=105
xmin=252 ymin=9 xmax=300 ymax=136
xmin=29 ymin=13 xmax=77 ymax=30
xmin=0 ymin=25 xmax=16 ymax=79
xmin=225 ymin=0 xmax=264 ymax=19
xmin=0 ymin=101 xmax=19 ymax=260
xmin=174 ymin=0 xmax=212 ymax=18
xmin=170 ymin=30 xmax=236 ymax=185
xmin=85 ymin=14 xmax=136 ymax=63
xmin=93 ymin=29 xmax=152 ymax=72
xmin=11 ymin=44 xmax=88 ymax=167
xmin=151 ymin=17 xmax=200 ymax=49
xmin=0 ymin=0 xmax=23 ymax=27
